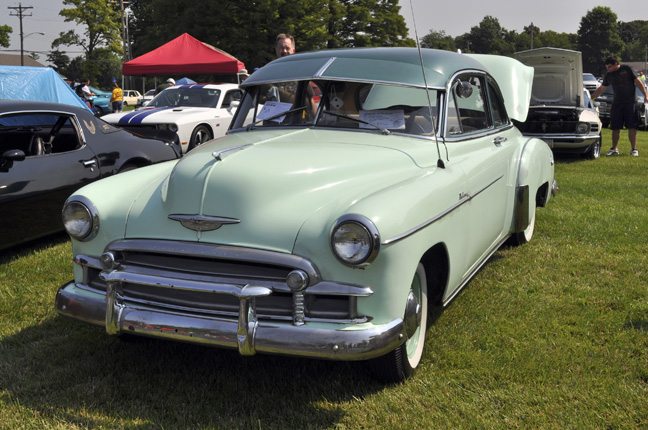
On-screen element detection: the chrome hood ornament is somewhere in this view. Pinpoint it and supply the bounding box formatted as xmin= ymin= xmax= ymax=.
xmin=168 ymin=214 xmax=240 ymax=232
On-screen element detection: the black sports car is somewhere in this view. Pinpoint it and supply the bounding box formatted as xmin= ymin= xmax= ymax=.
xmin=0 ymin=100 xmax=182 ymax=251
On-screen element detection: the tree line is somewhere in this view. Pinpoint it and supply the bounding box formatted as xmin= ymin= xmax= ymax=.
xmin=425 ymin=7 xmax=647 ymax=77
xmin=0 ymin=2 xmax=646 ymax=89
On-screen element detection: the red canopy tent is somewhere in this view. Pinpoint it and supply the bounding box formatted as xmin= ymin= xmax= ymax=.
xmin=122 ymin=33 xmax=245 ymax=76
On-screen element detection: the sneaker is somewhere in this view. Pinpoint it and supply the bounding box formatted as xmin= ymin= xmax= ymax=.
xmin=606 ymin=148 xmax=619 ymax=156
xmin=631 ymin=149 xmax=639 ymax=156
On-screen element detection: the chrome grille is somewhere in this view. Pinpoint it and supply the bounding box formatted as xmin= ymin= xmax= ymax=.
xmin=82 ymin=239 xmax=366 ymax=323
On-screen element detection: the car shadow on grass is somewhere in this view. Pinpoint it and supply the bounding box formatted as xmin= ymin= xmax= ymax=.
xmin=0 ymin=313 xmax=400 ymax=429
xmin=0 ymin=232 xmax=69 ymax=264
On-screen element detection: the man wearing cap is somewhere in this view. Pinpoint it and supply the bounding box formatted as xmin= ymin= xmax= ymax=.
xmin=155 ymin=78 xmax=175 ymax=95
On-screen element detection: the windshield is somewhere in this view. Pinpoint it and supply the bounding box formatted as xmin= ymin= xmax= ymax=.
xmin=583 ymin=73 xmax=597 ymax=82
xmin=231 ymin=80 xmax=437 ymax=136
xmin=148 ymin=87 xmax=221 ymax=108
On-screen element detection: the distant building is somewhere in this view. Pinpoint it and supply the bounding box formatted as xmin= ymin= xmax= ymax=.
xmin=0 ymin=53 xmax=46 ymax=67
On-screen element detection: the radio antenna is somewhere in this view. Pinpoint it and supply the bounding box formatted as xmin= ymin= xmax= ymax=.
xmin=409 ymin=0 xmax=445 ymax=168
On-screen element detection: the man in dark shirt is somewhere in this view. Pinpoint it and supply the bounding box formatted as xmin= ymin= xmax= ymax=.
xmin=155 ymin=78 xmax=175 ymax=95
xmin=592 ymin=56 xmax=648 ymax=156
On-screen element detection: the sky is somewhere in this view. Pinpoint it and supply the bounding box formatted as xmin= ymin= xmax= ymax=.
xmin=0 ymin=0 xmax=645 ymax=66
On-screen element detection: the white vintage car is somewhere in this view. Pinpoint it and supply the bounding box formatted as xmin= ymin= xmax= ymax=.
xmin=513 ymin=48 xmax=602 ymax=159
xmin=102 ymin=84 xmax=243 ymax=152
xmin=121 ymin=90 xmax=142 ymax=106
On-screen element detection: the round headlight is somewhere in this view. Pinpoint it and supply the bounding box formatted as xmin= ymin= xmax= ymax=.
xmin=62 ymin=197 xmax=99 ymax=241
xmin=331 ymin=215 xmax=380 ymax=267
xmin=576 ymin=122 xmax=590 ymax=134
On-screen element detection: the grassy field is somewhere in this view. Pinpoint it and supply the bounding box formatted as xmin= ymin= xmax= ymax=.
xmin=1 ymin=129 xmax=647 ymax=429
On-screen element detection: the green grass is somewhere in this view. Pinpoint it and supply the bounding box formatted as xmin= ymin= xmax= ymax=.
xmin=1 ymin=129 xmax=647 ymax=429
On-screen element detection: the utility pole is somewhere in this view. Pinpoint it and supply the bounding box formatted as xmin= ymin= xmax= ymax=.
xmin=110 ymin=0 xmax=130 ymax=88
xmin=530 ymin=22 xmax=534 ymax=50
xmin=7 ymin=3 xmax=33 ymax=66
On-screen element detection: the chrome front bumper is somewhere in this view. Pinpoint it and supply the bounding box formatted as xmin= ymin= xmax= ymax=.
xmin=535 ymin=134 xmax=600 ymax=150
xmin=55 ymin=281 xmax=406 ymax=361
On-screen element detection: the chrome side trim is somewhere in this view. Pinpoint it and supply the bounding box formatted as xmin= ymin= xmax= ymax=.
xmin=383 ymin=175 xmax=504 ymax=245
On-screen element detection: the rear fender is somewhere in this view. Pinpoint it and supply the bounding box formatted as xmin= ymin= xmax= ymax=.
xmin=513 ymin=137 xmax=554 ymax=232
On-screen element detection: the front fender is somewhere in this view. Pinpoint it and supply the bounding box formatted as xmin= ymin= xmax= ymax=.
xmin=65 ymin=161 xmax=176 ymax=261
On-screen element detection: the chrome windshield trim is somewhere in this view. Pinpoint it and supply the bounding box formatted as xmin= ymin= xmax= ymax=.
xmin=314 ymin=57 xmax=337 ymax=77
xmin=383 ymin=175 xmax=504 ymax=245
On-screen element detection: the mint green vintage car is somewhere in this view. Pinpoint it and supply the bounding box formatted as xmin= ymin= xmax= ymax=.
xmin=56 ymin=48 xmax=557 ymax=382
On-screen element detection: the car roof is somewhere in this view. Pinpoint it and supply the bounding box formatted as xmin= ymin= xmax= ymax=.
xmin=242 ymin=47 xmax=534 ymax=123
xmin=168 ymin=83 xmax=240 ymax=91
xmin=0 ymin=99 xmax=91 ymax=115
xmin=242 ymin=47 xmax=489 ymax=89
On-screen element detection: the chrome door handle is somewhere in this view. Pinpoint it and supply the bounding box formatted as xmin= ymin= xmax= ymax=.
xmin=493 ymin=137 xmax=507 ymax=145
xmin=83 ymin=159 xmax=97 ymax=167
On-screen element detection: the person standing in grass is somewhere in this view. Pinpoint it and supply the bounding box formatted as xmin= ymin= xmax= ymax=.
xmin=110 ymin=82 xmax=123 ymax=113
xmin=592 ymin=56 xmax=648 ymax=157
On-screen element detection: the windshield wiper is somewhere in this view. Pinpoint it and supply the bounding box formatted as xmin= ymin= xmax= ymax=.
xmin=245 ymin=106 xmax=310 ymax=131
xmin=319 ymin=110 xmax=391 ymax=135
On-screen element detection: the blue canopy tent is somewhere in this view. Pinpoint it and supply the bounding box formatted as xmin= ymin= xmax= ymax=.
xmin=0 ymin=66 xmax=91 ymax=111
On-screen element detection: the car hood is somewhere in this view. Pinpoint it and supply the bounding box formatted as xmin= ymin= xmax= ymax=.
xmin=102 ymin=106 xmax=221 ymax=125
xmin=513 ymin=48 xmax=583 ymax=108
xmin=124 ymin=129 xmax=423 ymax=252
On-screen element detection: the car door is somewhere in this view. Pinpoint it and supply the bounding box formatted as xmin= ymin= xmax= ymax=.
xmin=0 ymin=111 xmax=101 ymax=250
xmin=443 ymin=74 xmax=517 ymax=283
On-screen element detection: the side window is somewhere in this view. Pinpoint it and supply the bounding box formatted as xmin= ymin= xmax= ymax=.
xmin=452 ymin=76 xmax=490 ymax=134
xmin=446 ymin=91 xmax=461 ymax=135
xmin=487 ymin=81 xmax=509 ymax=127
xmin=222 ymin=90 xmax=242 ymax=108
xmin=0 ymin=113 xmax=81 ymax=156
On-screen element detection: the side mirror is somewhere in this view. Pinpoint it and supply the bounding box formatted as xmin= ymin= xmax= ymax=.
xmin=455 ymin=81 xmax=473 ymax=99
xmin=1 ymin=149 xmax=26 ymax=172
xmin=2 ymin=149 xmax=26 ymax=162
